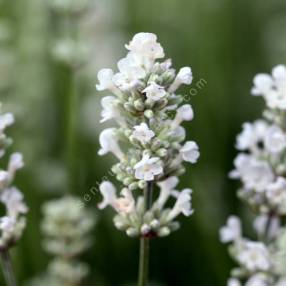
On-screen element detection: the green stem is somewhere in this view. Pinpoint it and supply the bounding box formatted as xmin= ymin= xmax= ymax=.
xmin=0 ymin=250 xmax=17 ymax=286
xmin=138 ymin=181 xmax=153 ymax=286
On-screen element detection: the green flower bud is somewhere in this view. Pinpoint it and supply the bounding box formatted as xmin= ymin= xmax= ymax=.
xmin=168 ymin=222 xmax=180 ymax=231
xmin=144 ymin=109 xmax=154 ymax=119
xmin=134 ymin=99 xmax=145 ymax=111
xmin=124 ymin=102 xmax=137 ymax=113
xmin=138 ymin=180 xmax=147 ymax=189
xmin=129 ymin=182 xmax=139 ymax=191
xmin=150 ymin=219 xmax=160 ymax=229
xmin=156 ymin=148 xmax=167 ymax=157
xmin=123 ymin=177 xmax=134 ymax=186
xmin=151 ymin=138 xmax=162 ymax=151
xmin=126 ymin=227 xmax=139 ymax=237
xmin=157 ymin=226 xmax=171 ymax=237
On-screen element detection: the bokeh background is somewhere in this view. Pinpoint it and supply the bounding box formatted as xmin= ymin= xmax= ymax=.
xmin=0 ymin=0 xmax=286 ymax=285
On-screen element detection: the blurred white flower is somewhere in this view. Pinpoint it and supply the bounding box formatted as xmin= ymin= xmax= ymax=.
xmin=98 ymin=128 xmax=124 ymax=160
xmin=0 ymin=187 xmax=28 ymax=218
xmin=253 ymin=215 xmax=280 ymax=239
xmin=227 ymin=278 xmax=241 ymax=286
xmin=132 ymin=123 xmax=155 ymax=144
xmin=264 ymin=125 xmax=286 ymax=154
xmin=8 ymin=152 xmax=24 ymax=173
xmin=134 ymin=154 xmax=163 ymax=181
xmin=220 ymin=216 xmax=241 ymax=243
xmin=266 ymin=177 xmax=286 ymax=208
xmin=113 ymin=189 xmax=135 ymax=214
xmin=167 ymin=188 xmax=193 ymax=220
xmin=0 ymin=216 xmax=16 ymax=233
xmin=172 ymin=104 xmax=194 ymax=128
xmin=96 ymin=68 xmax=117 ymax=93
xmin=238 ymin=241 xmax=270 ymax=272
xmin=180 ymin=141 xmax=200 ymax=163
xmin=251 ymin=65 xmax=286 ymax=110
xmin=230 ymin=154 xmax=274 ymax=192
xmin=155 ymin=176 xmax=179 ymax=209
xmin=98 ymin=181 xmax=117 ymax=210
xmin=100 ymin=96 xmax=118 ymax=123
xmin=125 ymin=32 xmax=164 ymax=67
xmin=0 ymin=112 xmax=14 ymax=130
xmin=143 ymin=82 xmax=167 ymax=101
xmin=236 ymin=120 xmax=268 ymax=151
xmin=245 ymin=273 xmax=269 ymax=286
xmin=98 ymin=182 xmax=135 ymax=214
xmin=169 ymin=67 xmax=193 ymax=92
xmin=113 ymin=54 xmax=146 ymax=91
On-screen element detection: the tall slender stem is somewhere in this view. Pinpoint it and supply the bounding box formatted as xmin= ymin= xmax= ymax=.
xmin=0 ymin=250 xmax=17 ymax=286
xmin=138 ymin=181 xmax=153 ymax=286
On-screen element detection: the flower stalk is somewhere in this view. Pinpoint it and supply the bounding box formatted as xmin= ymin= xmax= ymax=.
xmin=0 ymin=250 xmax=17 ymax=286
xmin=138 ymin=181 xmax=153 ymax=286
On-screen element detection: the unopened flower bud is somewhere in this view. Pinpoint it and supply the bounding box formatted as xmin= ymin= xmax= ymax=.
xmin=157 ymin=226 xmax=171 ymax=237
xmin=126 ymin=227 xmax=139 ymax=237
xmin=144 ymin=110 xmax=154 ymax=119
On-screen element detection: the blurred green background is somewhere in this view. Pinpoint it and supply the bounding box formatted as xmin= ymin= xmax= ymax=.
xmin=0 ymin=0 xmax=286 ymax=285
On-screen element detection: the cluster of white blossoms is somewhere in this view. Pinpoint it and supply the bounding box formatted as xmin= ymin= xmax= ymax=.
xmin=96 ymin=32 xmax=199 ymax=238
xmin=221 ymin=65 xmax=286 ymax=286
xmin=34 ymin=196 xmax=95 ymax=286
xmin=0 ymin=106 xmax=27 ymax=250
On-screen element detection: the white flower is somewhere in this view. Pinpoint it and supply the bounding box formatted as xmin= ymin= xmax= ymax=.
xmin=169 ymin=125 xmax=186 ymax=141
xmin=238 ymin=241 xmax=270 ymax=271
xmin=8 ymin=152 xmax=24 ymax=173
xmin=98 ymin=182 xmax=135 ymax=214
xmin=220 ymin=216 xmax=241 ymax=243
xmin=132 ymin=123 xmax=155 ymax=144
xmin=180 ymin=141 xmax=200 ymax=163
xmin=113 ymin=54 xmax=146 ymax=91
xmin=172 ymin=104 xmax=194 ymax=128
xmin=134 ymin=154 xmax=163 ymax=181
xmin=100 ymin=96 xmax=118 ymax=123
xmin=236 ymin=120 xmax=268 ymax=151
xmin=276 ymin=278 xmax=286 ymax=286
xmin=245 ymin=274 xmax=269 ymax=286
xmin=251 ymin=65 xmax=286 ymax=110
xmin=167 ymin=188 xmax=193 ymax=220
xmin=0 ymin=216 xmax=16 ymax=233
xmin=113 ymin=188 xmax=135 ymax=214
xmin=251 ymin=74 xmax=273 ymax=96
xmin=98 ymin=128 xmax=124 ymax=161
xmin=0 ymin=187 xmax=28 ymax=218
xmin=253 ymin=215 xmax=280 ymax=239
xmin=98 ymin=181 xmax=117 ymax=210
xmin=96 ymin=68 xmax=117 ymax=92
xmin=0 ymin=112 xmax=14 ymax=130
xmin=155 ymin=176 xmax=179 ymax=209
xmin=169 ymin=67 xmax=193 ymax=92
xmin=125 ymin=32 xmax=164 ymax=63
xmin=0 ymin=170 xmax=10 ymax=190
xmin=143 ymin=82 xmax=166 ymax=101
xmin=230 ymin=154 xmax=274 ymax=192
xmin=227 ymin=278 xmax=241 ymax=286
xmin=266 ymin=177 xmax=286 ymax=208
xmin=264 ymin=125 xmax=286 ymax=154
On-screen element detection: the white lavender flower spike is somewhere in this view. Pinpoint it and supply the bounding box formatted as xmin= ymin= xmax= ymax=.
xmin=32 ymin=196 xmax=95 ymax=286
xmin=96 ymin=32 xmax=199 ymax=286
xmin=0 ymin=105 xmax=27 ymax=286
xmin=221 ymin=65 xmax=286 ymax=285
